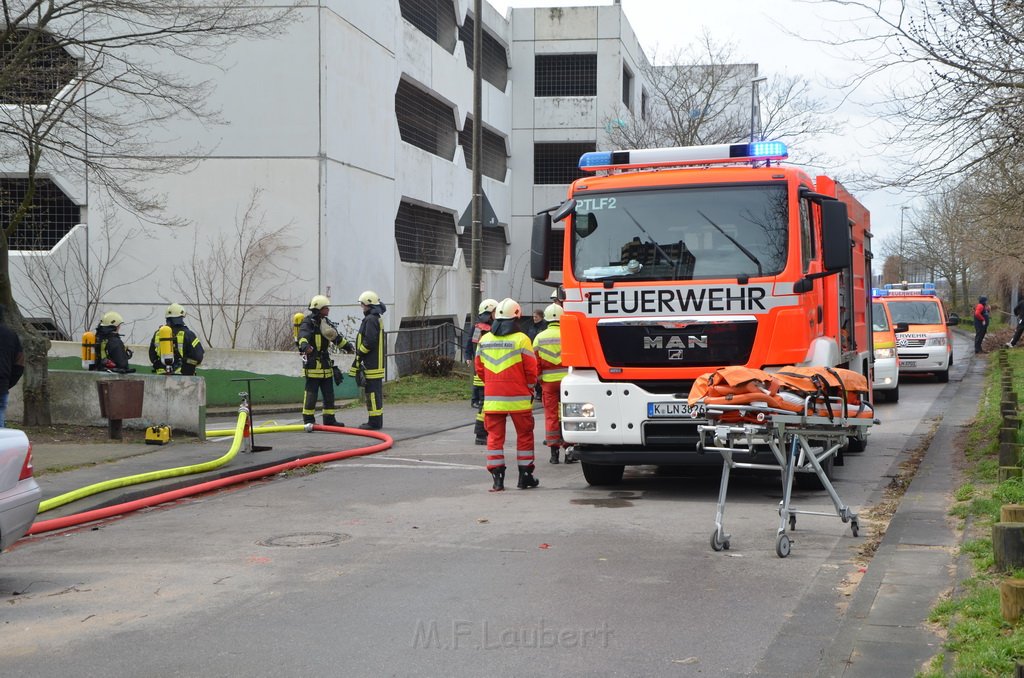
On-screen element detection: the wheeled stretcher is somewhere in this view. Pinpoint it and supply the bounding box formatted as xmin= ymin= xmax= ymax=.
xmin=696 ymin=399 xmax=875 ymax=558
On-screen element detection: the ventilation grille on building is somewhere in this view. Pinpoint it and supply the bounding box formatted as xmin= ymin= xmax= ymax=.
xmin=395 ymin=79 xmax=458 ymax=160
xmin=28 ymin=318 xmax=69 ymax=341
xmin=534 ymin=54 xmax=597 ymax=97
xmin=534 ymin=142 xmax=595 ymax=185
xmin=399 ymin=0 xmax=457 ymax=53
xmin=458 ymin=117 xmax=508 ymax=181
xmin=458 ymin=223 xmax=507 ymax=271
xmin=0 ymin=29 xmax=77 ymax=105
xmin=459 ymin=15 xmax=509 ymax=91
xmin=0 ymin=178 xmax=81 ymax=251
xmin=395 ymin=201 xmax=457 ymax=266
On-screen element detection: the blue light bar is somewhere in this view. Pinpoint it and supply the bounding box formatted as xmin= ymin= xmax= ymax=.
xmin=578 ymin=141 xmax=789 ymax=171
xmin=871 ymin=288 xmax=888 ymax=298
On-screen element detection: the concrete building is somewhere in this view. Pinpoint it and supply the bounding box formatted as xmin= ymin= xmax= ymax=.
xmin=4 ymin=1 xmax=651 ymax=375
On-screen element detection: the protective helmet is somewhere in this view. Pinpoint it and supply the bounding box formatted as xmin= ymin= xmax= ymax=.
xmin=495 ymin=298 xmax=521 ymax=320
xmin=165 ymin=303 xmax=186 ymax=319
xmin=100 ymin=311 xmax=124 ymax=327
xmin=478 ymin=298 xmax=498 ymax=315
xmin=309 ymin=294 xmax=331 ymax=310
xmin=358 ymin=290 xmax=380 ymax=306
xmin=543 ymin=303 xmax=563 ymax=323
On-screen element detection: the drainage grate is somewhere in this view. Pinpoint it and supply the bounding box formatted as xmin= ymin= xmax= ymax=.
xmin=258 ymin=532 xmax=351 ymax=548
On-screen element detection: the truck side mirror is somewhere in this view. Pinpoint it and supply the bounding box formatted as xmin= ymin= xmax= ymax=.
xmin=821 ymin=200 xmax=851 ymax=272
xmin=531 ymin=212 xmax=552 ymax=281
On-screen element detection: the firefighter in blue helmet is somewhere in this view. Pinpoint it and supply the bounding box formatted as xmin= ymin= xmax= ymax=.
xmin=298 ymin=294 xmax=354 ymax=426
xmin=350 ymin=290 xmax=387 ymax=430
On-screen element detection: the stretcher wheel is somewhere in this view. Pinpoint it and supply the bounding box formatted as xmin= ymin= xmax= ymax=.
xmin=851 ymin=520 xmax=859 ymax=538
xmin=775 ymin=533 xmax=791 ymax=558
xmin=710 ymin=531 xmax=730 ymax=551
xmin=789 ymin=515 xmax=796 ymax=532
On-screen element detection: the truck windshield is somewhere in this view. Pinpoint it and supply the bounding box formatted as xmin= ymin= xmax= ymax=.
xmin=571 ymin=184 xmax=788 ymax=281
xmin=886 ymin=300 xmax=943 ymax=325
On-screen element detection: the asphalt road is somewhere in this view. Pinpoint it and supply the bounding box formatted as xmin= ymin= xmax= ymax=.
xmin=0 ymin=335 xmax=971 ymax=678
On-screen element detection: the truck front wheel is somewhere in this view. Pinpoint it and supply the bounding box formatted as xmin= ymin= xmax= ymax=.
xmin=582 ymin=462 xmax=625 ymax=486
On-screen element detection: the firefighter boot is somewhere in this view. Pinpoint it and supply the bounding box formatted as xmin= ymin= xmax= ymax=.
xmin=358 ymin=415 xmax=382 ymax=431
xmin=302 ymin=414 xmax=316 ymax=426
xmin=549 ymin=446 xmax=560 ymax=464
xmin=564 ymin=446 xmax=579 ymax=463
xmin=517 ymin=467 xmax=539 ymax=489
xmin=489 ymin=467 xmax=505 ymax=492
xmin=322 ymin=414 xmax=343 ymax=427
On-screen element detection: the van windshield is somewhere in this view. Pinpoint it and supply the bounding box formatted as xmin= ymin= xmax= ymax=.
xmin=872 ymin=302 xmax=890 ymax=332
xmin=886 ymin=299 xmax=943 ymax=325
xmin=570 ymin=184 xmax=789 ymax=282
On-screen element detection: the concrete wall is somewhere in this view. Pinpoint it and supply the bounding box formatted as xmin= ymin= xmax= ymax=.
xmin=7 ymin=372 xmax=208 ymax=438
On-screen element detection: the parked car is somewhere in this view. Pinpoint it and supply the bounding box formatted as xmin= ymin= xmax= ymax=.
xmin=0 ymin=429 xmax=41 ymax=552
xmin=871 ymin=298 xmax=905 ymax=402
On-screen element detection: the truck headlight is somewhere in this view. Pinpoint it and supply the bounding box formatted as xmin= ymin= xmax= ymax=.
xmin=926 ymin=337 xmax=947 ymax=346
xmin=874 ymin=347 xmax=896 ymax=359
xmin=562 ymin=402 xmax=595 ymax=418
xmin=564 ymin=421 xmax=597 ymax=432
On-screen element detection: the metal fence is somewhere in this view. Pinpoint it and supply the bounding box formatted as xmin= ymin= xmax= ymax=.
xmin=388 ymin=320 xmax=466 ymax=378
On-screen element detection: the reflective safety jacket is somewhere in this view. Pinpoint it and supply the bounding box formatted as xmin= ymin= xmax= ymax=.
xmin=475 ymin=330 xmax=538 ymax=413
xmin=466 ymin=316 xmax=491 ymax=388
xmin=532 ymin=322 xmax=566 ymax=384
xmin=350 ymin=306 xmax=385 ymax=380
xmin=297 ymin=313 xmax=338 ymax=379
xmin=148 ymin=322 xmax=204 ymax=375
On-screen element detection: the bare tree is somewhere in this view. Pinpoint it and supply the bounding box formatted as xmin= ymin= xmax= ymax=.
xmin=173 ymin=188 xmax=302 ymax=349
xmin=0 ymin=0 xmax=295 ymax=424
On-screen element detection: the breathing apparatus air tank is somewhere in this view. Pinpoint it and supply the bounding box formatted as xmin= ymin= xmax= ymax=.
xmin=157 ymin=324 xmax=175 ymax=374
xmin=81 ymin=330 xmax=96 ymax=369
xmin=293 ymin=312 xmax=305 ymax=346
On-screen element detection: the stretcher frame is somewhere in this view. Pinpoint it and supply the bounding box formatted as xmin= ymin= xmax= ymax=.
xmin=696 ymin=398 xmax=875 ymax=558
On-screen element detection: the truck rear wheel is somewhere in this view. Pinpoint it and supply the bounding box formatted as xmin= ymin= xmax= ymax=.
xmin=582 ymin=462 xmax=625 ymax=486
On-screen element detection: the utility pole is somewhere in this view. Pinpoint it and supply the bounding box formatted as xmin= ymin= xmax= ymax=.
xmin=749 ymin=76 xmax=767 ymax=143
xmin=899 ymin=206 xmax=910 ymax=281
xmin=469 ymin=0 xmax=483 ymax=324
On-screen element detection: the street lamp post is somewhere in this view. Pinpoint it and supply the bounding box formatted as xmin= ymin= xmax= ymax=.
xmin=899 ymin=206 xmax=910 ymax=282
xmin=749 ymin=76 xmax=767 ymax=143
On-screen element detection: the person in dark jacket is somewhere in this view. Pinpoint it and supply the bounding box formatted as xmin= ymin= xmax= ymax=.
xmin=523 ymin=309 xmax=547 ymax=343
xmin=974 ymin=295 xmax=991 ymax=354
xmin=93 ymin=311 xmax=134 ymax=373
xmin=298 ymin=294 xmax=354 ymax=426
xmin=1007 ymin=298 xmax=1024 ymax=348
xmin=148 ymin=303 xmax=205 ymax=375
xmin=349 ymin=290 xmax=386 ymax=430
xmin=0 ymin=307 xmax=24 ymax=427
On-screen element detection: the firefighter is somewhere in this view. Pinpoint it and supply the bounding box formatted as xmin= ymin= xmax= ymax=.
xmin=350 ymin=290 xmax=386 ymax=430
xmin=148 ymin=303 xmax=205 ymax=375
xmin=298 ymin=294 xmax=354 ymax=426
xmin=93 ymin=311 xmax=134 ymax=373
xmin=533 ymin=303 xmax=571 ymax=464
xmin=475 ymin=297 xmax=539 ymax=492
xmin=466 ymin=298 xmax=497 ymax=444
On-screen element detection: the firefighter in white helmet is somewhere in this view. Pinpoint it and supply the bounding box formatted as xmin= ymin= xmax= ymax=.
xmin=92 ymin=311 xmax=134 ymax=372
xmin=475 ymin=297 xmax=539 ymax=491
xmin=297 ymin=294 xmax=354 ymax=427
xmin=466 ymin=298 xmax=498 ymax=444
xmin=349 ymin=290 xmax=387 ymax=430
xmin=147 ymin=303 xmax=205 ymax=375
xmin=533 ymin=303 xmax=572 ymax=464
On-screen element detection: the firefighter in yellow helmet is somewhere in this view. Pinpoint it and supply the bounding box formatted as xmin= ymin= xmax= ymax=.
xmin=475 ymin=297 xmax=539 ymax=491
xmin=298 ymin=294 xmax=354 ymax=426
xmin=92 ymin=311 xmax=134 ymax=373
xmin=347 ymin=290 xmax=386 ymax=430
xmin=466 ymin=298 xmax=498 ymax=444
xmin=148 ymin=303 xmax=205 ymax=375
xmin=533 ymin=303 xmax=571 ymax=464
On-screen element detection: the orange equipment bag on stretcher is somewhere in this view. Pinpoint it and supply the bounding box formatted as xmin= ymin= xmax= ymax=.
xmin=688 ymin=365 xmax=873 ymax=423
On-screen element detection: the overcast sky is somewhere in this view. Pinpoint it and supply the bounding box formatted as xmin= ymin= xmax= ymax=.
xmin=487 ymin=0 xmax=911 ymax=252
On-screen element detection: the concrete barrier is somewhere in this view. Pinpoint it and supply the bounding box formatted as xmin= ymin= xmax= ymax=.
xmin=8 ymin=371 xmax=207 ymax=438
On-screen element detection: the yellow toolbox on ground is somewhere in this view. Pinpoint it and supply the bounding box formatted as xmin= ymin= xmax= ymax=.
xmin=145 ymin=425 xmax=171 ymax=445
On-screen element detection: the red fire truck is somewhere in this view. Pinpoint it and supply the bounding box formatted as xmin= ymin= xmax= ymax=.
xmin=531 ymin=141 xmax=873 ymax=485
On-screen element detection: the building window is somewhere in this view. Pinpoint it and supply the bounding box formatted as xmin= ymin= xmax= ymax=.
xmin=622 ymin=64 xmax=633 ymax=109
xmin=395 ymin=201 xmax=457 ymax=266
xmin=395 ymin=79 xmax=458 ymax=161
xmin=458 ymin=117 xmax=508 ymax=181
xmin=641 ymin=88 xmax=650 ymax=121
xmin=534 ymin=54 xmax=597 ymax=97
xmin=399 ymin=0 xmax=457 ymax=53
xmin=0 ymin=29 xmax=77 ymax=105
xmin=0 ymin=178 xmax=81 ymax=251
xmin=458 ymin=223 xmax=507 ymax=270
xmin=534 ymin=142 xmax=595 ymax=185
xmin=547 ymin=229 xmax=564 ymax=273
xmin=458 ymin=16 xmax=509 ymax=91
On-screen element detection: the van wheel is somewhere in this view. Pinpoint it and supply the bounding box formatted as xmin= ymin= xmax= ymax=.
xmin=936 ymin=362 xmax=950 ymax=383
xmin=887 ymin=385 xmax=899 ymax=403
xmin=581 ymin=463 xmax=625 ymax=486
